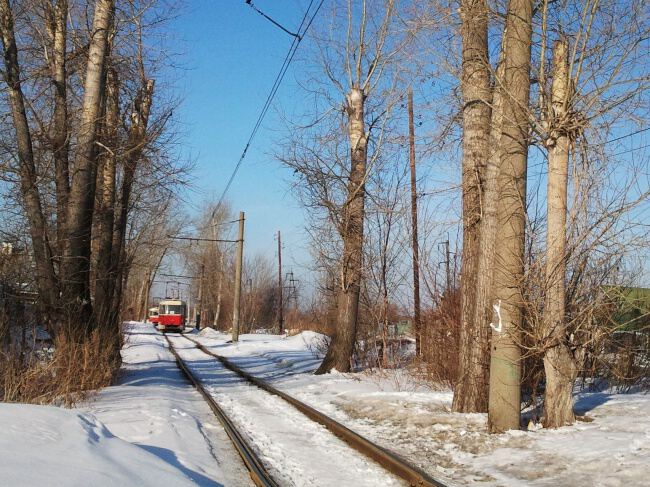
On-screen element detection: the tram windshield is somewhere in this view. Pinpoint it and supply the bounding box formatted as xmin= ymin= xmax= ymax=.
xmin=161 ymin=304 xmax=183 ymax=315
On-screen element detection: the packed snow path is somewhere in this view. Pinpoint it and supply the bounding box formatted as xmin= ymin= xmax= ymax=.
xmin=166 ymin=333 xmax=406 ymax=487
xmin=82 ymin=322 xmax=254 ymax=486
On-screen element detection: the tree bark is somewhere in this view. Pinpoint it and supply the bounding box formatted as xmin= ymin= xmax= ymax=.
xmin=62 ymin=0 xmax=115 ymax=336
xmin=453 ymin=0 xmax=492 ymax=413
xmin=487 ymin=0 xmax=533 ymax=433
xmin=94 ymin=68 xmax=119 ymax=330
xmin=214 ymin=253 xmax=224 ymax=328
xmin=316 ymin=87 xmax=367 ymax=374
xmin=0 ymin=0 xmax=58 ymax=322
xmin=109 ymin=78 xmax=155 ymax=326
xmin=543 ymin=38 xmax=576 ymax=428
xmin=47 ymin=0 xmax=70 ymax=254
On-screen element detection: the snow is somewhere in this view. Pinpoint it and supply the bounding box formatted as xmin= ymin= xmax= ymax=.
xmin=0 ymin=322 xmax=255 ymax=486
xmin=3 ymin=323 xmax=648 ymax=486
xmin=80 ymin=322 xmax=252 ymax=486
xmin=191 ymin=328 xmax=650 ymax=486
xmin=0 ymin=403 xmax=197 ymax=486
xmin=168 ymin=334 xmax=404 ymax=487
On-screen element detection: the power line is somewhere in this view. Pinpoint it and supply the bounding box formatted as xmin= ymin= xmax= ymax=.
xmin=159 ymin=273 xmax=197 ymax=279
xmin=214 ymin=0 xmax=324 ymax=214
xmin=602 ymin=126 xmax=650 ymax=145
xmin=167 ymin=235 xmax=240 ymax=243
xmin=611 ymin=143 xmax=650 ymax=158
xmin=213 ymin=218 xmax=241 ymax=227
xmin=245 ymin=1 xmax=301 ymax=39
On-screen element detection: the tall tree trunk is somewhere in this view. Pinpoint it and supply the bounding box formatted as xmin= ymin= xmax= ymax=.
xmin=109 ymin=79 xmax=155 ymax=325
xmin=316 ymin=87 xmax=367 ymax=374
xmin=0 ymin=0 xmax=58 ymax=323
xmin=94 ymin=68 xmax=119 ymax=330
xmin=47 ymin=0 xmax=70 ymax=255
xmin=487 ymin=0 xmax=533 ymax=433
xmin=543 ymin=38 xmax=576 ymax=428
xmin=453 ymin=0 xmax=492 ymax=413
xmin=62 ymin=0 xmax=115 ymax=337
xmin=469 ymin=57 xmax=505 ymax=410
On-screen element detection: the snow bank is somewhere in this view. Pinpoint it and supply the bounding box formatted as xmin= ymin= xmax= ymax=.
xmin=198 ymin=327 xmax=225 ymax=340
xmin=0 ymin=403 xmax=196 ymax=486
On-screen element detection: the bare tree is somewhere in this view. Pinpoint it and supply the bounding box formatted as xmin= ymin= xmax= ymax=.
xmin=278 ymin=0 xmax=414 ymax=373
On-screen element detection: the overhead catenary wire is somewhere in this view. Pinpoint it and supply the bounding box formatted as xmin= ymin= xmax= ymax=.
xmin=245 ymin=0 xmax=301 ymax=39
xmin=212 ymin=0 xmax=324 ymax=218
xmin=611 ymin=143 xmax=650 ymax=158
xmin=600 ymin=126 xmax=650 ymax=145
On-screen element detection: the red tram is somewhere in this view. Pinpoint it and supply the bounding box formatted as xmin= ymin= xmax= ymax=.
xmin=148 ymin=307 xmax=159 ymax=326
xmin=157 ymin=299 xmax=187 ymax=333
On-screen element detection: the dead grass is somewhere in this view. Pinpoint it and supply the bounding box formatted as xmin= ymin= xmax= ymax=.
xmin=1 ymin=329 xmax=121 ymax=406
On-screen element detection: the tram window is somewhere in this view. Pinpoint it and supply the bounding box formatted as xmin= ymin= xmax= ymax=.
xmin=163 ymin=305 xmax=182 ymax=315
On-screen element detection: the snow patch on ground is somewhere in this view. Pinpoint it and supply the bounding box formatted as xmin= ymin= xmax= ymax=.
xmin=193 ymin=328 xmax=650 ymax=486
xmin=0 ymin=403 xmax=197 ymax=486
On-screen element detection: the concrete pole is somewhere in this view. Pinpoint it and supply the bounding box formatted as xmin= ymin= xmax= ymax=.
xmin=277 ymin=230 xmax=284 ymax=334
xmin=232 ymin=212 xmax=245 ymax=342
xmin=196 ymin=264 xmax=205 ymax=330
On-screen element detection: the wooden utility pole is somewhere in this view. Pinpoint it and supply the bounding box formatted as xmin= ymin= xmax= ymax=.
xmin=445 ymin=239 xmax=452 ymax=292
xmin=407 ymin=88 xmax=421 ymax=355
xmin=232 ymin=211 xmax=245 ymax=342
xmin=277 ymin=230 xmax=284 ymax=334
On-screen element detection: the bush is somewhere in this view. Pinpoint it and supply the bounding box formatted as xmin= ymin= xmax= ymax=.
xmin=1 ymin=328 xmax=121 ymax=406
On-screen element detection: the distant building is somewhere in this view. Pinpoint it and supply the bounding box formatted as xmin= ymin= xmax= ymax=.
xmin=604 ymin=286 xmax=650 ymax=331
xmin=388 ymin=319 xmax=412 ymax=337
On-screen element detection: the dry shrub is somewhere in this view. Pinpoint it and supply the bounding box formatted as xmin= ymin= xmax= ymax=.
xmin=286 ymin=307 xmax=336 ymax=336
xmin=419 ymin=288 xmax=461 ymax=386
xmin=1 ymin=329 xmax=121 ymax=406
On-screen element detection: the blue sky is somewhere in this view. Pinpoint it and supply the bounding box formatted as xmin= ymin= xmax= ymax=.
xmin=161 ymin=0 xmax=649 ymax=301
xmin=170 ymin=1 xmax=316 ymax=286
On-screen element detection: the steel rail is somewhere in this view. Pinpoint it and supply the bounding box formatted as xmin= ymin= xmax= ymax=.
xmin=180 ymin=334 xmax=448 ymax=487
xmin=163 ymin=334 xmax=280 ymax=487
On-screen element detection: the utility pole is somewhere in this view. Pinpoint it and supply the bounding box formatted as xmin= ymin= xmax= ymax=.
xmin=444 ymin=239 xmax=451 ymax=292
xmin=142 ymin=272 xmax=152 ymax=321
xmin=276 ymin=230 xmax=283 ymax=334
xmin=196 ymin=264 xmax=205 ymax=330
xmin=408 ymin=88 xmax=421 ymax=356
xmin=232 ymin=211 xmax=245 ymax=342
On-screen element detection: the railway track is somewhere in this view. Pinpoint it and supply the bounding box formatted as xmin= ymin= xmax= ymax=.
xmin=164 ymin=331 xmax=447 ymax=487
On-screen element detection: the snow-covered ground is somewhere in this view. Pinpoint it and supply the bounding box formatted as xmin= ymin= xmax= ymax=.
xmin=167 ymin=333 xmax=404 ymax=487
xmin=2 ymin=323 xmax=648 ymax=486
xmin=79 ymin=323 xmax=253 ymax=486
xmin=0 ymin=322 xmax=252 ymax=486
xmin=192 ymin=327 xmax=650 ymax=487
